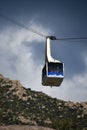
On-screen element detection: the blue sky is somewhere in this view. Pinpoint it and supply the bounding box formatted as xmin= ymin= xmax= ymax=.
xmin=0 ymin=0 xmax=87 ymax=102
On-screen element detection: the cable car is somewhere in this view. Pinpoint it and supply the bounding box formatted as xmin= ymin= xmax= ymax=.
xmin=42 ymin=36 xmax=64 ymax=87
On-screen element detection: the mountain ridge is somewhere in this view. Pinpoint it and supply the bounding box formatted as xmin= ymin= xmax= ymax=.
xmin=0 ymin=73 xmax=87 ymax=130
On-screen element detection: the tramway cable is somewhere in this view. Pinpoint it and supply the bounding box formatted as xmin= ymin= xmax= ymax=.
xmin=0 ymin=12 xmax=87 ymax=40
xmin=0 ymin=12 xmax=46 ymax=38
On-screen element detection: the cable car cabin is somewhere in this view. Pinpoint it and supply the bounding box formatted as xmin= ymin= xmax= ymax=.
xmin=42 ymin=62 xmax=64 ymax=86
xmin=42 ymin=36 xmax=64 ymax=87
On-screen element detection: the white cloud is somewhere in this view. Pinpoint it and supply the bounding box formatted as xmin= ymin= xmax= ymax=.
xmin=0 ymin=22 xmax=50 ymax=88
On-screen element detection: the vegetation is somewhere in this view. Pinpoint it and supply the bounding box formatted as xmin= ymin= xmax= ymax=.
xmin=0 ymin=74 xmax=87 ymax=130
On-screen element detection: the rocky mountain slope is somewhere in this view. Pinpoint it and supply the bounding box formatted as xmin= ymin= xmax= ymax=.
xmin=0 ymin=74 xmax=87 ymax=130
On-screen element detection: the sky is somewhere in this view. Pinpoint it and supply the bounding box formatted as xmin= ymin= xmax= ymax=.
xmin=0 ymin=0 xmax=87 ymax=102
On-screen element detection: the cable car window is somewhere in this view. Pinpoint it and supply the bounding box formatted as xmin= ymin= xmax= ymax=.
xmin=48 ymin=63 xmax=63 ymax=76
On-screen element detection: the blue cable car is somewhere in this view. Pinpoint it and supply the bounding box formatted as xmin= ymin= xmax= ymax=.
xmin=42 ymin=36 xmax=64 ymax=87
